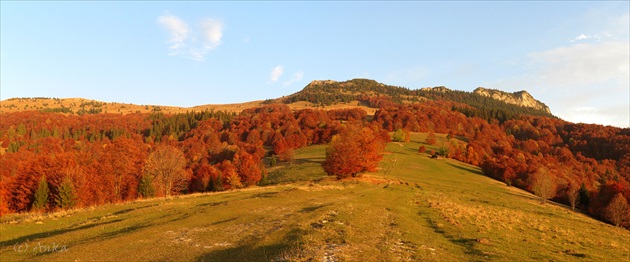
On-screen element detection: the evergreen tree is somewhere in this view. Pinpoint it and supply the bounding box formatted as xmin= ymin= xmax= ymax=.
xmin=32 ymin=176 xmax=49 ymax=211
xmin=56 ymin=177 xmax=77 ymax=210
xmin=578 ymin=183 xmax=591 ymax=209
xmin=138 ymin=174 xmax=155 ymax=198
xmin=207 ymin=173 xmax=225 ymax=192
xmin=258 ymin=170 xmax=269 ymax=186
xmin=214 ymin=173 xmax=224 ymax=191
xmin=207 ymin=175 xmax=216 ymax=192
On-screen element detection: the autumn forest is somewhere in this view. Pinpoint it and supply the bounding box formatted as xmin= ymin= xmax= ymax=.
xmin=1 ymin=79 xmax=629 ymax=229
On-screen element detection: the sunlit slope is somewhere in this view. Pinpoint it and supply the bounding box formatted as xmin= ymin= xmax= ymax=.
xmin=1 ymin=133 xmax=628 ymax=261
xmin=0 ymin=97 xmax=375 ymax=116
xmin=0 ymin=97 xmax=264 ymax=115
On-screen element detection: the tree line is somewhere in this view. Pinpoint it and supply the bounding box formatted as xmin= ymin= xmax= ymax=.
xmin=1 ymin=95 xmax=628 ymax=228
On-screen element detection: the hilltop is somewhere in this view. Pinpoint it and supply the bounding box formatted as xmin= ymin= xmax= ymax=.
xmin=272 ymin=78 xmax=554 ymax=122
xmin=2 ymin=78 xmax=553 ymax=122
xmin=0 ymin=97 xmax=263 ymax=115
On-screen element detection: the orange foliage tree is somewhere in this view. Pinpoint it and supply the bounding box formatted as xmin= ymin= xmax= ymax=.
xmin=322 ymin=124 xmax=385 ymax=179
xmin=144 ymin=145 xmax=187 ymax=198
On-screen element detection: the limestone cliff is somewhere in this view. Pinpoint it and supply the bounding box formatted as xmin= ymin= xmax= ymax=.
xmin=473 ymin=87 xmax=551 ymax=113
xmin=420 ymin=86 xmax=451 ymax=93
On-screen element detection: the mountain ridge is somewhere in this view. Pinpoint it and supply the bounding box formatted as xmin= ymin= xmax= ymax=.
xmin=2 ymin=78 xmax=553 ymax=121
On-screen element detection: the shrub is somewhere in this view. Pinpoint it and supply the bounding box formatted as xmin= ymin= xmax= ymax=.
xmin=392 ymin=129 xmax=409 ymax=142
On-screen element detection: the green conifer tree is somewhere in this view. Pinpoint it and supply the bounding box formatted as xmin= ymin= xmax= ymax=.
xmin=138 ymin=175 xmax=155 ymax=198
xmin=32 ymin=176 xmax=49 ymax=211
xmin=56 ymin=177 xmax=77 ymax=210
xmin=270 ymin=155 xmax=277 ymax=167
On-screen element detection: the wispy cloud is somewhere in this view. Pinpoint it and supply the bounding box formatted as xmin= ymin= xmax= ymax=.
xmin=570 ymin=32 xmax=616 ymax=42
xmin=284 ymin=71 xmax=304 ymax=86
xmin=157 ymin=15 xmax=190 ymax=52
xmin=571 ymin=10 xmax=628 ymax=43
xmin=269 ymin=66 xmax=284 ymax=83
xmin=157 ymin=13 xmax=224 ymax=61
xmin=487 ymin=11 xmax=629 ymax=128
xmin=529 ymin=41 xmax=629 ymax=89
xmin=571 ymin=34 xmax=593 ymax=42
xmin=200 ymin=18 xmax=223 ymax=49
xmin=489 ymin=40 xmax=629 ymax=128
xmin=556 ymin=106 xmax=627 ymax=127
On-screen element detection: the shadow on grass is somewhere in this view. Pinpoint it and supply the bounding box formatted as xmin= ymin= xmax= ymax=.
xmin=0 ymin=219 xmax=124 ymax=247
xmin=450 ymin=238 xmax=487 ymax=257
xmin=300 ymin=203 xmax=331 ymax=213
xmin=293 ymin=158 xmax=325 ymax=165
xmin=247 ymin=191 xmax=279 ymax=199
xmin=68 ymin=211 xmax=194 ymax=247
xmin=196 ymin=227 xmax=309 ymax=262
xmin=419 ymin=212 xmax=492 ymax=259
xmin=210 ymin=217 xmax=238 ymax=226
xmin=504 ymin=191 xmax=539 ymax=202
xmin=196 ymin=201 xmax=229 ymax=208
xmin=110 ymin=203 xmax=159 ymax=216
xmin=445 ymin=162 xmax=484 ymax=176
xmin=27 ymin=212 xmax=195 ymax=259
xmin=569 ymin=253 xmax=587 ymax=258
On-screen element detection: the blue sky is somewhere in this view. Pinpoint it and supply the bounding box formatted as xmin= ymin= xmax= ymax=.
xmin=1 ymin=2 xmax=628 ymax=127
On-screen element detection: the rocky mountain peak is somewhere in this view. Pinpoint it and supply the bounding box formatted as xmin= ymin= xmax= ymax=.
xmin=420 ymin=86 xmax=452 ymax=93
xmin=473 ymin=87 xmax=551 ymax=113
xmin=307 ymin=80 xmax=338 ymax=86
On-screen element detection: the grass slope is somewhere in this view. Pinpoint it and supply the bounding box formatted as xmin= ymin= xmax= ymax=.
xmin=0 ymin=98 xmax=375 ymax=116
xmin=1 ymin=133 xmax=628 ymax=261
xmin=0 ymin=97 xmax=264 ymax=115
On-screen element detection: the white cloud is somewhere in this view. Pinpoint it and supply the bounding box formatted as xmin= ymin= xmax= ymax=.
xmin=556 ymin=106 xmax=628 ymax=128
xmin=269 ymin=66 xmax=284 ymax=83
xmin=487 ymin=40 xmax=629 ymax=128
xmin=157 ymin=14 xmax=224 ymax=61
xmin=157 ymin=14 xmax=190 ymax=52
xmin=486 ymin=12 xmax=629 ymax=128
xmin=571 ymin=32 xmax=618 ymax=42
xmin=614 ymin=13 xmax=630 ymax=36
xmin=284 ymin=71 xmax=304 ymax=86
xmin=571 ymin=34 xmax=593 ymax=42
xmin=200 ymin=19 xmax=223 ymax=49
xmin=571 ymin=10 xmax=629 ymax=42
xmin=529 ymin=41 xmax=629 ymax=89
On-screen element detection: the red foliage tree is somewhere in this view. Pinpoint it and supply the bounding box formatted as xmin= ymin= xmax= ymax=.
xmin=234 ymin=151 xmax=263 ymax=186
xmin=322 ymin=124 xmax=385 ymax=179
xmin=426 ymin=131 xmax=437 ymax=145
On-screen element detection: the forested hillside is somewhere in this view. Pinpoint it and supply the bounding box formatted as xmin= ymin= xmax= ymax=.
xmin=271 ymin=78 xmax=554 ymax=123
xmin=1 ymin=79 xmax=628 ymax=228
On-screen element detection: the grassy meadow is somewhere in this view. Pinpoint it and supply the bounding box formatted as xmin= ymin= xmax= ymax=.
xmin=0 ymin=97 xmax=376 ymax=116
xmin=1 ymin=133 xmax=628 ymax=261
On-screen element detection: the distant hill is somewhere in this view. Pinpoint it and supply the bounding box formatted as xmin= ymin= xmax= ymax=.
xmin=269 ymin=78 xmax=554 ymax=122
xmin=1 ymin=78 xmax=554 ymax=123
xmin=0 ymin=97 xmax=264 ymax=115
